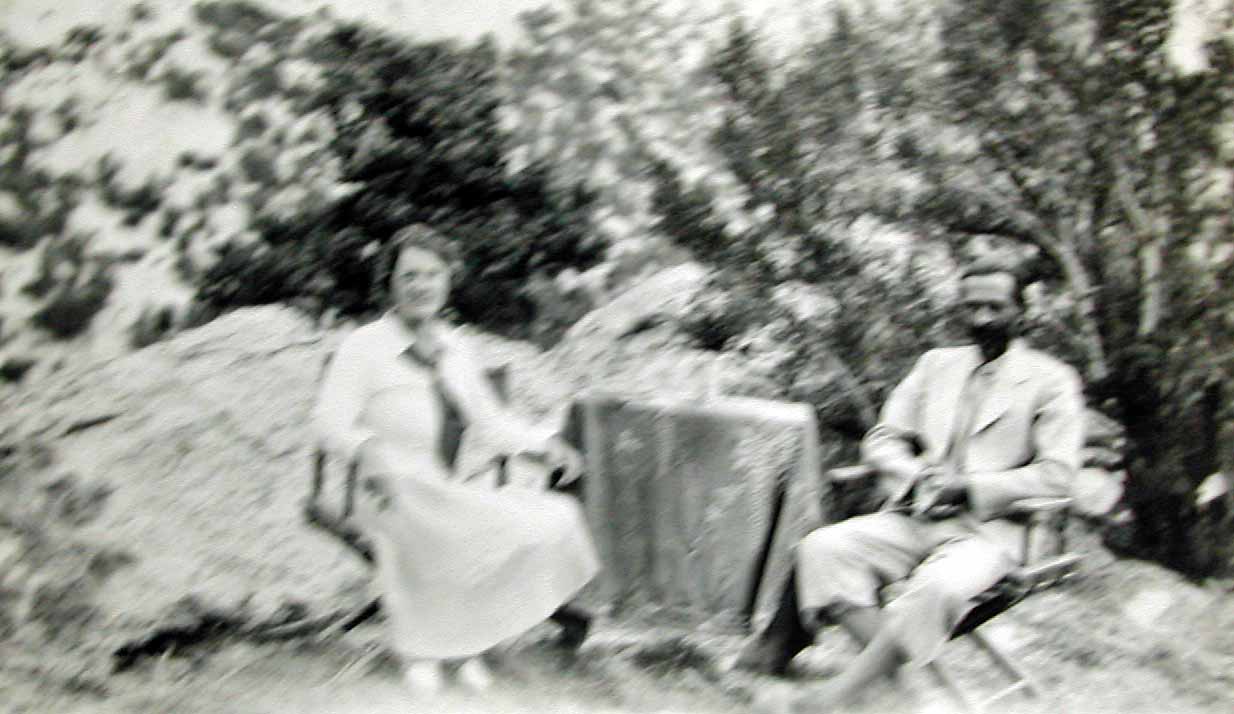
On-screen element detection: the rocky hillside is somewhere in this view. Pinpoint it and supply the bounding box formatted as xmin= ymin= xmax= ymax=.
xmin=0 ymin=2 xmax=349 ymax=383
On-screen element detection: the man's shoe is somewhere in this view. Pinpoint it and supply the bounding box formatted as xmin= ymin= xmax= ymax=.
xmin=402 ymin=660 xmax=445 ymax=697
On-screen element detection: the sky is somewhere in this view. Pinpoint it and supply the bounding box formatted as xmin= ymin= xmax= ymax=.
xmin=0 ymin=0 xmax=815 ymax=50
xmin=0 ymin=0 xmax=1227 ymax=76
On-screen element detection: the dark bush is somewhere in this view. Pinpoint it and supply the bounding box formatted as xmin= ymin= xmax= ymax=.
xmin=0 ymin=217 xmax=41 ymax=250
xmin=60 ymin=25 xmax=105 ymax=62
xmin=160 ymin=67 xmax=207 ymax=103
xmin=193 ymin=21 xmax=604 ymax=341
xmin=122 ymin=30 xmax=185 ymax=81
xmin=196 ymin=1 xmax=302 ymax=57
xmin=129 ymin=3 xmax=154 ymax=22
xmin=30 ymin=271 xmax=114 ymax=340
xmin=195 ymin=241 xmax=304 ymax=309
xmin=23 ymin=233 xmax=88 ymax=299
xmin=193 ymin=1 xmax=281 ymax=37
xmin=97 ymin=158 xmax=162 ymax=226
xmin=128 ymin=305 xmax=178 ymax=349
xmin=0 ymin=357 xmax=36 ymax=384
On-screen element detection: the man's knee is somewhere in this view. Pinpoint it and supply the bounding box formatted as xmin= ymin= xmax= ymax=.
xmin=912 ymin=539 xmax=1017 ymax=601
xmin=798 ymin=514 xmax=902 ymax=561
xmin=797 ymin=521 xmax=865 ymax=566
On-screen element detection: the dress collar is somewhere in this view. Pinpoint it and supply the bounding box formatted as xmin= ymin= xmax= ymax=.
xmin=379 ymin=312 xmax=446 ymax=367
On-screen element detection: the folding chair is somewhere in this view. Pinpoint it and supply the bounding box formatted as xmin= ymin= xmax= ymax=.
xmin=298 ymin=356 xmax=598 ymax=645
xmin=303 ymin=354 xmax=512 ymax=564
xmin=826 ymin=464 xmax=1083 ymax=714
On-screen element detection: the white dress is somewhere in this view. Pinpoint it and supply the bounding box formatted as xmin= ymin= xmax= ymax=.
xmin=313 ymin=314 xmax=600 ymax=659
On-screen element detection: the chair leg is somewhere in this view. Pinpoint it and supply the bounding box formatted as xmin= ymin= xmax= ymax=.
xmin=925 ymin=661 xmax=979 ymax=714
xmin=925 ymin=631 xmax=1044 ymax=714
xmin=969 ymin=630 xmax=1040 ymax=699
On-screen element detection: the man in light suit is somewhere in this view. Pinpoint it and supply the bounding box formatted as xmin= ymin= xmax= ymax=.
xmin=736 ymin=259 xmax=1085 ymax=709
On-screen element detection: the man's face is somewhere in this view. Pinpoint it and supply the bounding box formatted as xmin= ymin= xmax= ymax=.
xmin=391 ymin=246 xmax=451 ymax=324
xmin=958 ymin=272 xmax=1020 ymax=351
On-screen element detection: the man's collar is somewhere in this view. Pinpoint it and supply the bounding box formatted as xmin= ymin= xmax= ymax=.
xmin=982 ymin=338 xmax=1023 ymax=368
xmin=970 ymin=339 xmax=1032 ymax=384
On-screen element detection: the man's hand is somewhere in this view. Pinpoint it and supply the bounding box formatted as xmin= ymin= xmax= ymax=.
xmin=912 ymin=465 xmax=967 ymax=516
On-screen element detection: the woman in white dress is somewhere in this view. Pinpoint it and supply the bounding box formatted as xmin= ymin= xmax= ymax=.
xmin=312 ymin=224 xmax=599 ymax=695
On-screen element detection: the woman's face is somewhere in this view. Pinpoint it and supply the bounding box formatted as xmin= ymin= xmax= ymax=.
xmin=390 ymin=246 xmax=451 ymax=324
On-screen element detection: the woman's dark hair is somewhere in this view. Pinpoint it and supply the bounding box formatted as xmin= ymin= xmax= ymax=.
xmin=376 ymin=223 xmax=462 ymax=288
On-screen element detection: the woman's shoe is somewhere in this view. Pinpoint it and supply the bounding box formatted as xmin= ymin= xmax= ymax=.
xmin=734 ymin=635 xmax=798 ymax=676
xmin=402 ymin=660 xmax=445 ymax=697
xmin=454 ymin=657 xmax=494 ymax=692
xmin=551 ymin=606 xmax=591 ymax=651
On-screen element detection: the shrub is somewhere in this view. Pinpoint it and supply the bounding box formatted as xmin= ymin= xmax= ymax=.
xmin=122 ymin=30 xmax=185 ymax=81
xmin=160 ymin=67 xmax=207 ymax=103
xmin=128 ymin=305 xmax=178 ymax=349
xmin=30 ymin=270 xmax=114 ymax=340
xmin=130 ymin=3 xmax=154 ymax=23
xmin=97 ymin=158 xmax=162 ymax=226
xmin=0 ymin=217 xmax=41 ymax=250
xmin=60 ymin=25 xmax=104 ymax=63
xmin=0 ymin=357 xmax=36 ymax=383
xmin=194 ymin=240 xmax=303 ymax=309
xmin=193 ymin=20 xmax=604 ymax=342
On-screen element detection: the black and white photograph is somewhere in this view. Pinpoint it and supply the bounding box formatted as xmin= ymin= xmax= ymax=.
xmin=1 ymin=1 xmax=1231 ymax=712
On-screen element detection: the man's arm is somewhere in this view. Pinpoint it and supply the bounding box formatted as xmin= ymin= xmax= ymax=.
xmin=967 ymin=364 xmax=1084 ymax=521
xmin=861 ymin=353 xmax=933 ymax=504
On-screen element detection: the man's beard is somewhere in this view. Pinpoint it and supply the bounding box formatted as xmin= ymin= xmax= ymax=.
xmin=970 ymin=325 xmax=1012 ymax=354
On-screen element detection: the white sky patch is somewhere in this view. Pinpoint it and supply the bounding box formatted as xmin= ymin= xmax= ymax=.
xmin=1167 ymin=0 xmax=1230 ymax=74
xmin=0 ymin=0 xmax=898 ymax=52
xmin=0 ymin=0 xmax=563 ymax=48
xmin=31 ymin=84 xmax=234 ymax=189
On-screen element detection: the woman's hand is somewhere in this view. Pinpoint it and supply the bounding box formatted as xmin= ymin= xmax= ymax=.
xmin=355 ymin=435 xmax=382 ymax=474
xmin=542 ymin=435 xmax=584 ymax=486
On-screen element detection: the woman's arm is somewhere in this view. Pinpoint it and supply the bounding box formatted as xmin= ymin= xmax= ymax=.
xmin=312 ymin=332 xmax=378 ymax=464
xmin=438 ymin=337 xmax=579 ymax=479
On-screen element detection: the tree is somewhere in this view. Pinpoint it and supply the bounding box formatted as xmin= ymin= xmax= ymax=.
xmin=196 ymin=22 xmax=603 ymax=340
xmin=650 ymin=0 xmax=1234 ymax=573
xmin=651 ymin=10 xmax=956 ymax=439
xmin=928 ymin=0 xmax=1234 ymax=573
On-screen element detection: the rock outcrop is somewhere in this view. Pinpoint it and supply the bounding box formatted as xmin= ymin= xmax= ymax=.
xmin=0 ymin=306 xmax=367 ymax=658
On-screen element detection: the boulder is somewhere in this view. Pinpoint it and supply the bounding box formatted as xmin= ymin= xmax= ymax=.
xmin=0 ymin=306 xmax=368 ymax=652
xmin=561 ymin=262 xmax=707 ymax=344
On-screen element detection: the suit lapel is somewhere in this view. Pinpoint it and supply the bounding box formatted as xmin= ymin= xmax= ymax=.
xmin=925 ymin=347 xmax=980 ymax=454
xmin=970 ymin=342 xmax=1033 ymax=435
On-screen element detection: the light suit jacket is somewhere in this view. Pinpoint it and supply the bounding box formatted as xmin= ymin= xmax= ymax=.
xmin=861 ymin=340 xmax=1085 ymax=552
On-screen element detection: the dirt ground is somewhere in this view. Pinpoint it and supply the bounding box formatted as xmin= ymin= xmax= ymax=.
xmin=2 ymin=621 xmax=752 ymax=714
xmin=5 ymin=550 xmax=1234 ymax=714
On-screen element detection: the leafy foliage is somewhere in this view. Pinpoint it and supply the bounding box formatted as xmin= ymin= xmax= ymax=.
xmin=933 ymin=0 xmax=1234 ymax=574
xmin=652 ymin=1 xmax=1234 ymax=574
xmin=30 ymin=269 xmax=114 ymax=340
xmin=194 ymin=18 xmax=603 ymax=341
xmin=0 ymin=356 xmax=36 ymax=384
xmin=653 ymin=10 xmax=954 ymax=437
